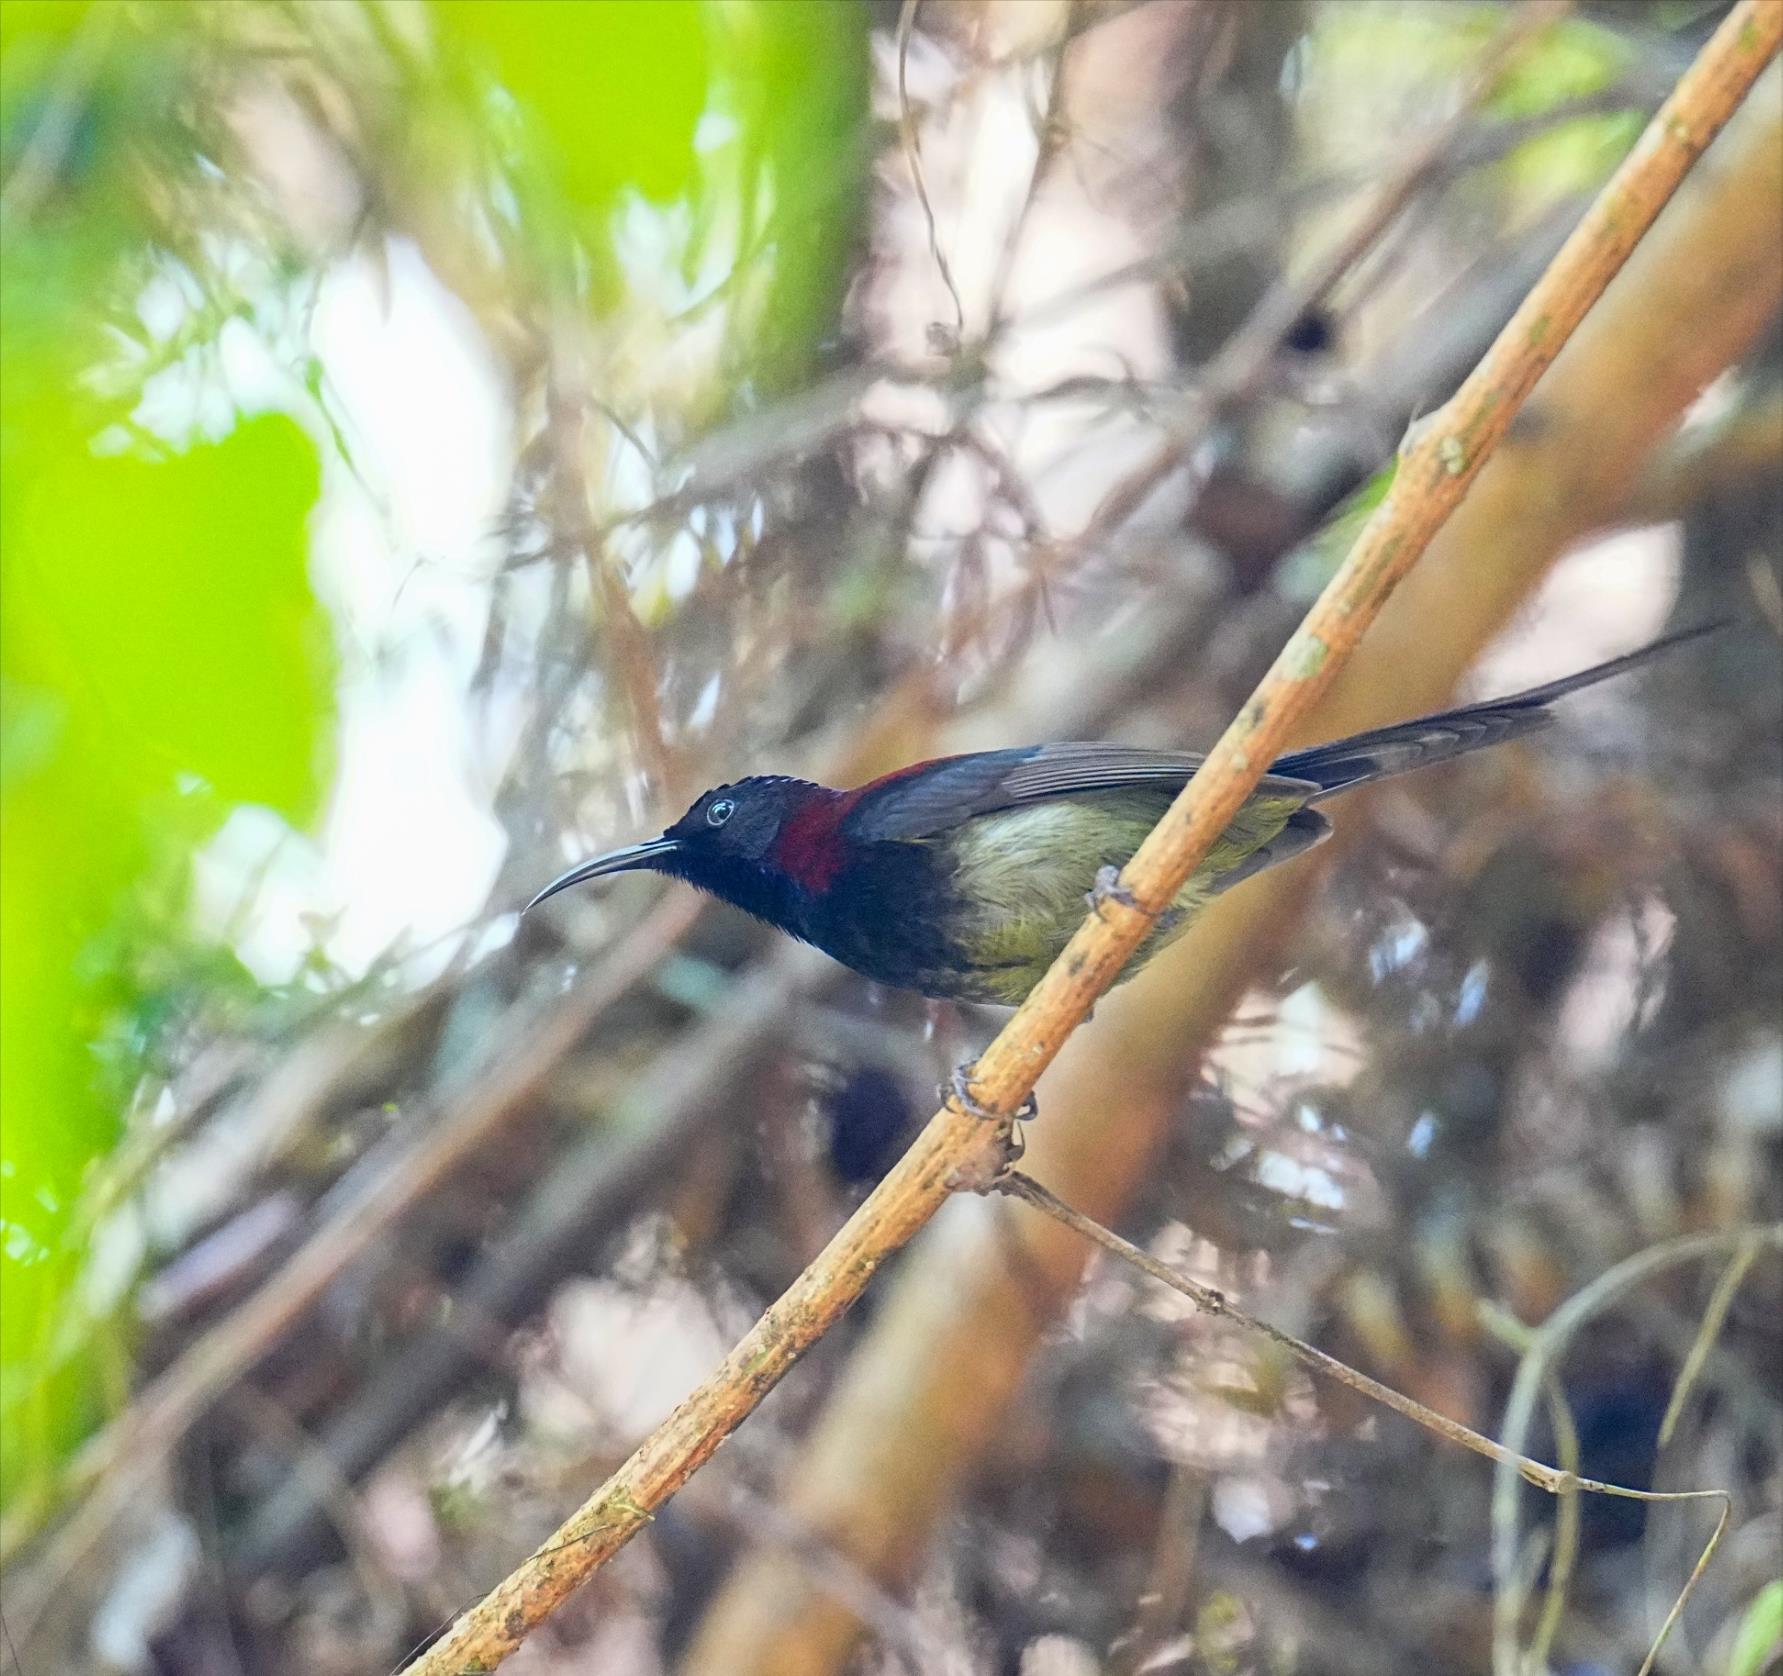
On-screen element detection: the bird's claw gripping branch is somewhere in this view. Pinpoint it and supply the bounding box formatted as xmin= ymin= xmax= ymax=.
xmin=1086 ymin=863 xmax=1142 ymax=920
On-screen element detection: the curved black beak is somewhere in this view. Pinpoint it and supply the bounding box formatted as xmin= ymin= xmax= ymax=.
xmin=523 ymin=836 xmax=681 ymax=914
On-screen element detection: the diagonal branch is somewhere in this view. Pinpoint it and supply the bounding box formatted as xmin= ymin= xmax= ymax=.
xmin=675 ymin=61 xmax=1783 ymax=1676
xmin=406 ymin=6 xmax=1783 ymax=1669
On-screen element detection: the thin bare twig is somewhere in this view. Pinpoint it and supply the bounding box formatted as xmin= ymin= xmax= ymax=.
xmin=1491 ymin=1226 xmax=1783 ymax=1676
xmin=998 ymin=1172 xmax=1625 ymax=1497
xmin=1480 ymin=1304 xmax=1605 ymax=1674
xmin=1530 ymin=1378 xmax=1583 ymax=1673
xmin=1659 ymin=1232 xmax=1765 ymax=1447
xmin=897 ymin=0 xmax=967 ymax=346
xmin=545 ymin=368 xmax=682 ymax=810
xmin=402 ymin=10 xmax=1782 ymax=1667
xmin=1003 ymin=1174 xmax=1768 ymax=1676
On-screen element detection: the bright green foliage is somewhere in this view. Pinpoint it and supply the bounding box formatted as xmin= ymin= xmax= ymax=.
xmin=430 ymin=0 xmax=866 ymax=397
xmin=7 ymin=420 xmax=330 ymax=821
xmin=1 ymin=9 xmax=332 ymax=1503
xmin=0 ymin=403 xmax=331 ymax=1500
xmin=1726 ymin=1580 xmax=1783 ymax=1676
xmin=446 ymin=0 xmax=713 ymax=213
xmin=716 ymin=0 xmax=868 ymax=395
xmin=0 ymin=0 xmax=868 ymax=1511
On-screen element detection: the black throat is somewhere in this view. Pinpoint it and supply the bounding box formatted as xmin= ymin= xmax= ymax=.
xmin=663 ymin=851 xmax=818 ymax=944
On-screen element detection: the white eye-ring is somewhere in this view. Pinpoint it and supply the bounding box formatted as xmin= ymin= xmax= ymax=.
xmin=707 ymin=797 xmax=736 ymax=827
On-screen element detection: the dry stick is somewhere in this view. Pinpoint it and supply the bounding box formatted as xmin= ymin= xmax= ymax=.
xmin=547 ymin=369 xmax=682 ymax=810
xmin=1116 ymin=1465 xmax=1206 ymax=1676
xmin=406 ymin=8 xmax=1782 ymax=1670
xmin=1003 ymin=1176 xmax=1776 ymax=1676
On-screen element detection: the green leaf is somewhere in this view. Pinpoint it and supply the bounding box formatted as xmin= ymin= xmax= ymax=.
xmin=441 ymin=0 xmax=712 ymax=213
xmin=720 ymin=0 xmax=868 ymax=393
xmin=428 ymin=0 xmax=867 ymax=394
xmin=1727 ymin=1581 xmax=1783 ymax=1676
xmin=6 ymin=416 xmax=332 ymax=818
xmin=1 ymin=409 xmax=332 ymax=1503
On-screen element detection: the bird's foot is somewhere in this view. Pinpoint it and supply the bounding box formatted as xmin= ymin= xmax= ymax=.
xmin=943 ymin=1062 xmax=1027 ymax=1193
xmin=945 ymin=1060 xmax=1038 ymax=1125
xmin=1086 ymin=864 xmax=1141 ymax=919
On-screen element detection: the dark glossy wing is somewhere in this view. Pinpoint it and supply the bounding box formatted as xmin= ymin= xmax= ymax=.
xmin=843 ymin=628 xmax=1721 ymax=844
xmin=843 ymin=742 xmax=1321 ymax=843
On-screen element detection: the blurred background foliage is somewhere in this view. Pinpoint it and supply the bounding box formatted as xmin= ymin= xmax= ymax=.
xmin=0 ymin=2 xmax=1777 ymax=1674
xmin=1 ymin=0 xmax=337 ymax=1497
xmin=1 ymin=0 xmax=864 ymax=1517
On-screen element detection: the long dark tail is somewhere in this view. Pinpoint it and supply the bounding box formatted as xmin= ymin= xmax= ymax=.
xmin=1272 ymin=622 xmax=1720 ymax=802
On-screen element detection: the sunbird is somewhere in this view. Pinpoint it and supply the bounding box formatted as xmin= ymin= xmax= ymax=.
xmin=528 ymin=628 xmax=1711 ymax=1006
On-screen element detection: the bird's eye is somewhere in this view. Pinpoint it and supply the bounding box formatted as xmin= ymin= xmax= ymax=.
xmin=706 ymin=797 xmax=736 ymax=827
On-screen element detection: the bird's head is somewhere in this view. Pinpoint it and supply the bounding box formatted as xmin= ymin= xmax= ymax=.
xmin=525 ymin=775 xmax=838 ymax=922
